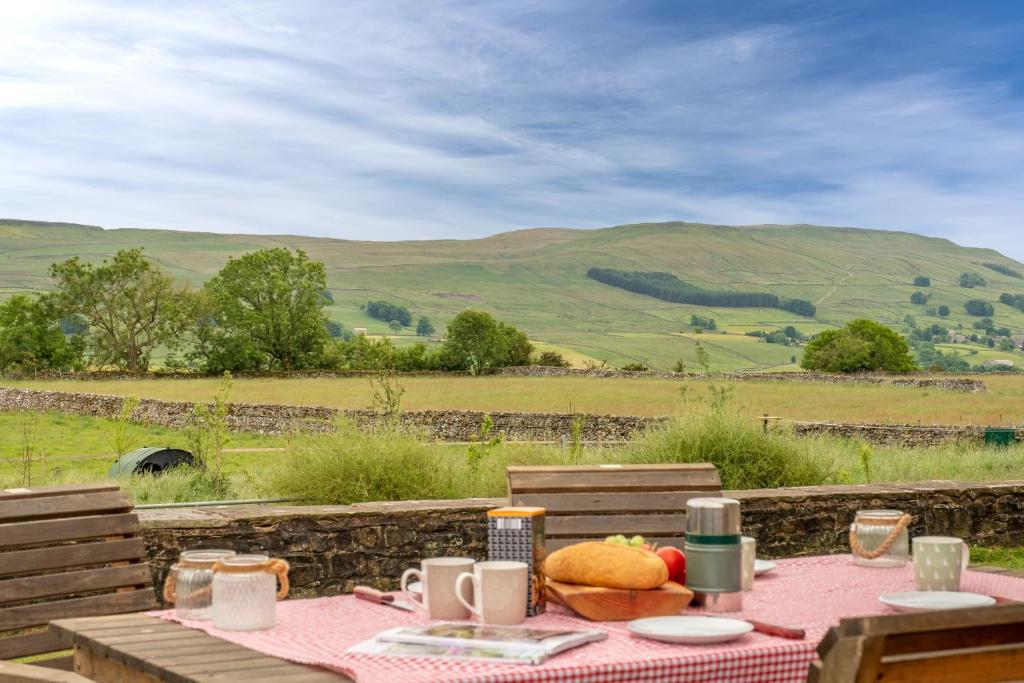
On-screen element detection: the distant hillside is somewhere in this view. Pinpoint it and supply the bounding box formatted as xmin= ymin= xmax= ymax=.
xmin=2 ymin=218 xmax=1024 ymax=371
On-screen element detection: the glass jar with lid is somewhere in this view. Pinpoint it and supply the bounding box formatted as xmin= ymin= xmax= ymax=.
xmin=211 ymin=554 xmax=290 ymax=631
xmin=163 ymin=549 xmax=237 ymax=620
xmin=849 ymin=510 xmax=911 ymax=567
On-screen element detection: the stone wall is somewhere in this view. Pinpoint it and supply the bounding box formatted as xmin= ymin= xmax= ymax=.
xmin=140 ymin=480 xmax=1024 ymax=602
xmin=0 ymin=387 xmax=662 ymax=441
xmin=789 ymin=422 xmax=1023 ymax=447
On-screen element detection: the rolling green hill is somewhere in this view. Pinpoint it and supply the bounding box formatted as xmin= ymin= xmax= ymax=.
xmin=3 ymin=218 xmax=1024 ymax=371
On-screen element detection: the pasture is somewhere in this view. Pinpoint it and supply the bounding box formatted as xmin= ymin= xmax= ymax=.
xmin=4 ymin=373 xmax=1024 ymax=425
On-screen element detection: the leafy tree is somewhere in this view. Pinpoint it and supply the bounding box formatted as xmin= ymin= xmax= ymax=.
xmin=910 ymin=291 xmax=928 ymax=305
xmin=0 ymin=295 xmax=84 ymax=372
xmin=1000 ymin=293 xmax=1024 ymax=311
xmin=937 ymin=304 xmax=950 ymax=317
xmin=536 ymin=351 xmax=569 ymax=368
xmin=964 ymin=299 xmax=995 ymax=316
xmin=48 ymin=249 xmax=190 ymax=371
xmin=500 ymin=323 xmax=533 ymax=366
xmin=441 ymin=310 xmax=508 ymax=374
xmin=690 ymin=314 xmax=716 ymax=331
xmin=416 ymin=317 xmax=435 ymax=336
xmin=325 ymin=320 xmax=349 ymax=339
xmin=203 ymin=248 xmax=329 ymax=370
xmin=783 ymin=326 xmax=802 ymax=340
xmin=365 ymin=301 xmax=412 ymax=326
xmin=388 ymin=319 xmax=403 ymax=334
xmin=913 ymin=276 xmax=931 ymax=287
xmin=959 ymin=272 xmax=987 ymax=288
xmin=999 ymin=338 xmax=1015 ymax=351
xmin=800 ymin=319 xmax=917 ymax=373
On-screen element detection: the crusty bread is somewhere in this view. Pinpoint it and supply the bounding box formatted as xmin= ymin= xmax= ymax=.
xmin=543 ymin=541 xmax=668 ymax=590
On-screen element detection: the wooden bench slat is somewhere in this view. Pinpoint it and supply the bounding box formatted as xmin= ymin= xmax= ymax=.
xmin=509 ymin=491 xmax=707 ymax=514
xmin=0 ymin=537 xmax=146 ymax=578
xmin=0 ymin=484 xmax=119 ymax=501
xmin=546 ymin=513 xmax=686 ymax=536
xmin=546 ymin=535 xmax=686 ymax=552
xmin=0 ymin=589 xmax=157 ymax=631
xmin=878 ymin=645 xmax=1024 ymax=683
xmin=0 ymin=491 xmax=131 ymax=524
xmin=0 ymin=564 xmax=152 ymax=605
xmin=0 ymin=660 xmax=92 ymax=683
xmin=0 ymin=513 xmax=142 ymax=549
xmin=0 ymin=630 xmax=69 ymax=660
xmin=508 ymin=466 xmax=721 ymax=493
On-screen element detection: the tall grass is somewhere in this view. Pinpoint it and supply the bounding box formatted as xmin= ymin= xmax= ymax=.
xmin=625 ymin=409 xmax=839 ymax=489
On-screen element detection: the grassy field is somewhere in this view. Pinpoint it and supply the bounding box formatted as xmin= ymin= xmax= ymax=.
xmin=5 ymin=373 xmax=1024 ymax=425
xmin=4 ymin=219 xmax=1024 ymax=371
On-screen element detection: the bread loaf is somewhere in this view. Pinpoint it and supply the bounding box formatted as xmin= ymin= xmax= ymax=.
xmin=544 ymin=541 xmax=669 ymax=590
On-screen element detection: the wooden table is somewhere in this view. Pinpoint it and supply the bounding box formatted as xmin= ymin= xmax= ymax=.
xmin=49 ymin=613 xmax=352 ymax=683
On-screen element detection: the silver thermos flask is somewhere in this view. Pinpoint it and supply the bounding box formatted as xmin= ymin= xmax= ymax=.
xmin=684 ymin=497 xmax=743 ymax=612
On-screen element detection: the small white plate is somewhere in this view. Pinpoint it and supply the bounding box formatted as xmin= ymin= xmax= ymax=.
xmin=406 ymin=581 xmax=423 ymax=595
xmin=879 ymin=591 xmax=995 ymax=613
xmin=754 ymin=559 xmax=777 ymax=576
xmin=629 ymin=616 xmax=753 ymax=644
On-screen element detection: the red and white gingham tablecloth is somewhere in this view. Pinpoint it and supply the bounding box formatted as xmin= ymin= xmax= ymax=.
xmin=154 ymin=554 xmax=1024 ymax=683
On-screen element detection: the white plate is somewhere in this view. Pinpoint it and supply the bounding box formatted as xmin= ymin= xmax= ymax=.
xmin=879 ymin=591 xmax=995 ymax=613
xmin=406 ymin=581 xmax=423 ymax=595
xmin=754 ymin=559 xmax=777 ymax=576
xmin=629 ymin=616 xmax=753 ymax=644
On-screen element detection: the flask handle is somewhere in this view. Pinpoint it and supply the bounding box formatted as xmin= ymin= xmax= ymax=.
xmin=849 ymin=514 xmax=912 ymax=559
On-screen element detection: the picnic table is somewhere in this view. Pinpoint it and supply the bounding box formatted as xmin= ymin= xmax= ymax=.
xmin=48 ymin=555 xmax=1024 ymax=683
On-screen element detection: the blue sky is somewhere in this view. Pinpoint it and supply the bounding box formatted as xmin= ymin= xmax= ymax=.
xmin=2 ymin=1 xmax=1024 ymax=259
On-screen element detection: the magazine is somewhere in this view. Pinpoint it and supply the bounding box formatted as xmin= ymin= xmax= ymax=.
xmin=347 ymin=622 xmax=607 ymax=665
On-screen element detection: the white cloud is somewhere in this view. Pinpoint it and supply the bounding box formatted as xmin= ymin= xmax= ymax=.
xmin=0 ymin=1 xmax=1022 ymax=260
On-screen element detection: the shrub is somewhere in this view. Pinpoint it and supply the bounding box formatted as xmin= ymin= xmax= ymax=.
xmin=535 ymin=351 xmax=569 ymax=367
xmin=937 ymin=304 xmax=950 ymax=317
xmin=910 ymin=291 xmax=928 ymax=305
xmin=965 ymin=299 xmax=995 ymax=316
xmin=801 ymin=319 xmax=917 ymax=373
xmin=268 ymin=422 xmax=453 ymax=504
xmin=913 ymin=276 xmax=931 ymax=287
xmin=621 ymin=362 xmax=650 ymax=372
xmin=959 ymin=272 xmax=987 ymax=288
xmin=624 ymin=410 xmax=837 ymax=489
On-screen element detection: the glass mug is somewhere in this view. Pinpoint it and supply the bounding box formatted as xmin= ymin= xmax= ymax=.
xmin=211 ymin=554 xmax=290 ymax=631
xmin=849 ymin=510 xmax=911 ymax=568
xmin=163 ymin=549 xmax=237 ymax=620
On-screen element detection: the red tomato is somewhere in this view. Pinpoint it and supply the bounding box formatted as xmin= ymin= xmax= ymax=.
xmin=656 ymin=546 xmax=686 ymax=583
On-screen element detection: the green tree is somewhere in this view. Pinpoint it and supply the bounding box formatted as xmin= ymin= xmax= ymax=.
xmin=47 ymin=249 xmax=190 ymax=371
xmin=910 ymin=291 xmax=928 ymax=305
xmin=388 ymin=319 xmax=403 ymax=335
xmin=500 ymin=322 xmax=533 ymax=366
xmin=800 ymin=319 xmax=917 ymax=373
xmin=965 ymin=299 xmax=995 ymax=317
xmin=441 ymin=310 xmax=508 ymax=374
xmin=937 ymin=304 xmax=950 ymax=317
xmin=0 ymin=295 xmax=84 ymax=372
xmin=203 ymin=248 xmax=329 ymax=370
xmin=416 ymin=317 xmax=435 ymax=336
xmin=536 ymin=351 xmax=569 ymax=368
xmin=913 ymin=276 xmax=931 ymax=287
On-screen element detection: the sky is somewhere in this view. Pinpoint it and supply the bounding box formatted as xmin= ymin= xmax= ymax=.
xmin=2 ymin=0 xmax=1024 ymax=259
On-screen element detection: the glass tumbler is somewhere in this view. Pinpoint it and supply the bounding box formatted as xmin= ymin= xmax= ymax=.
xmin=163 ymin=549 xmax=237 ymax=620
xmin=849 ymin=510 xmax=911 ymax=568
xmin=211 ymin=554 xmax=290 ymax=631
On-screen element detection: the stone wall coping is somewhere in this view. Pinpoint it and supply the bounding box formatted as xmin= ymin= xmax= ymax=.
xmin=137 ymin=481 xmax=1024 ymax=529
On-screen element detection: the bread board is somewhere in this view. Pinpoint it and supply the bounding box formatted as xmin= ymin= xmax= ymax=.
xmin=546 ymin=578 xmax=694 ymax=621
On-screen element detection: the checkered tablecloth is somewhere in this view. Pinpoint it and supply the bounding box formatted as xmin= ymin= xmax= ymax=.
xmin=153 ymin=555 xmax=1024 ymax=683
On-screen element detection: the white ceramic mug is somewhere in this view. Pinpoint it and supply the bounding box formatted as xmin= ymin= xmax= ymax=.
xmin=740 ymin=536 xmax=756 ymax=591
xmin=401 ymin=557 xmax=475 ymax=620
xmin=455 ymin=561 xmax=528 ymax=626
xmin=913 ymin=536 xmax=970 ymax=591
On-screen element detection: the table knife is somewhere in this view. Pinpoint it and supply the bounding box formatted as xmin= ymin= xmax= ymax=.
xmin=747 ymin=619 xmax=805 ymax=640
xmin=354 ymin=586 xmax=416 ymax=612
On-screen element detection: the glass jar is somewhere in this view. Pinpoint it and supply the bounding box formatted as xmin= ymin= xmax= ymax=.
xmin=849 ymin=510 xmax=911 ymax=568
xmin=211 ymin=554 xmax=290 ymax=631
xmin=163 ymin=549 xmax=237 ymax=620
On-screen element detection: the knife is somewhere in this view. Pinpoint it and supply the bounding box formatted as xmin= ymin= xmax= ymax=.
xmin=354 ymin=586 xmax=417 ymax=612
xmin=747 ymin=619 xmax=805 ymax=640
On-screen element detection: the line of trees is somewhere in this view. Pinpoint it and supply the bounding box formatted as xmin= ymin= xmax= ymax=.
xmin=0 ymin=248 xmax=536 ymax=375
xmin=365 ymin=300 xmax=412 ymax=327
xmin=587 ymin=267 xmax=816 ymax=317
xmin=959 ymin=272 xmax=987 ymax=288
xmin=1000 ymin=293 xmax=1024 ymax=312
xmin=983 ymin=262 xmax=1023 ymax=279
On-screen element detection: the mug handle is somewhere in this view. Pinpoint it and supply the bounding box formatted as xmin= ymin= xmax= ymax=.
xmin=455 ymin=572 xmax=480 ymax=619
xmin=162 ymin=565 xmax=178 ymax=604
xmin=400 ymin=568 xmax=427 ymax=613
xmin=267 ymin=559 xmax=290 ymax=600
xmin=961 ymin=542 xmax=971 ymax=570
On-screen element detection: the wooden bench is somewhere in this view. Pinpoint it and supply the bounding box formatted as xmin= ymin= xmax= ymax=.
xmin=809 ymin=603 xmax=1024 ymax=682
xmin=0 ymin=484 xmax=157 ymax=677
xmin=507 ymin=464 xmax=722 ymax=552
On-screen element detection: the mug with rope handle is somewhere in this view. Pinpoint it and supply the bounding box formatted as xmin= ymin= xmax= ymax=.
xmin=849 ymin=510 xmax=912 ymax=568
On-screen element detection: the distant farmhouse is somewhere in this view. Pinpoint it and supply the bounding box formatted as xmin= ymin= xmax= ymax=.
xmin=354 ymin=327 xmax=368 ymax=336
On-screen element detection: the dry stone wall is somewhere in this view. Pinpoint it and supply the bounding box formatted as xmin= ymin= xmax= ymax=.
xmin=140 ymin=480 xmax=1024 ymax=602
